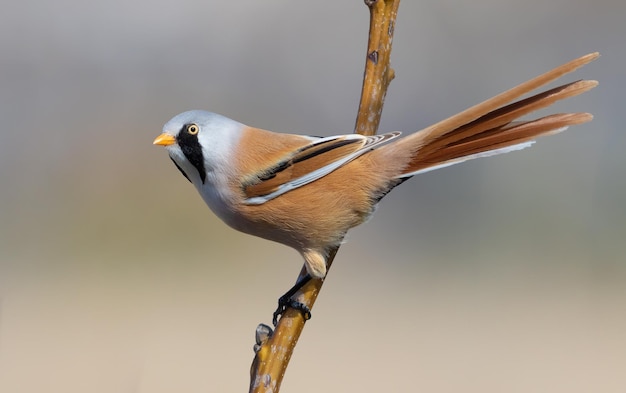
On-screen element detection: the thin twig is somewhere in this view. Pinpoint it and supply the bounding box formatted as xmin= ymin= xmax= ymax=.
xmin=355 ymin=0 xmax=400 ymax=136
xmin=249 ymin=2 xmax=400 ymax=392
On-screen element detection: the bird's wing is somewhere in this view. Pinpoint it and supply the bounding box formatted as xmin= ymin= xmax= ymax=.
xmin=242 ymin=132 xmax=401 ymax=205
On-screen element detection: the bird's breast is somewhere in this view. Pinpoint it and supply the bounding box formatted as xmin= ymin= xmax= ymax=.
xmin=195 ymin=172 xmax=242 ymax=227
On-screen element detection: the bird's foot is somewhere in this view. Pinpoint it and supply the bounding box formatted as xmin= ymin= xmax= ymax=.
xmin=272 ymin=296 xmax=311 ymax=327
xmin=272 ymin=274 xmax=314 ymax=327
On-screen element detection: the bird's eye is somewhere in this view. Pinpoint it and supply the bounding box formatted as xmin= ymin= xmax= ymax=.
xmin=187 ymin=124 xmax=199 ymax=135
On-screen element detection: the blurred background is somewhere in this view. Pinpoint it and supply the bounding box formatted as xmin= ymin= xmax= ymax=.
xmin=1 ymin=0 xmax=624 ymax=392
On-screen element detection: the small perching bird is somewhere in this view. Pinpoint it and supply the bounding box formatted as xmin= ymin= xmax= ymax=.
xmin=154 ymin=53 xmax=598 ymax=324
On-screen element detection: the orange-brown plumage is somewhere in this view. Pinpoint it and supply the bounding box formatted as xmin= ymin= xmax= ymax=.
xmin=155 ymin=53 xmax=598 ymax=279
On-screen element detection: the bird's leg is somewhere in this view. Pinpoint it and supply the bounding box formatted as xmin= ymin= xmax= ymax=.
xmin=272 ymin=274 xmax=313 ymax=326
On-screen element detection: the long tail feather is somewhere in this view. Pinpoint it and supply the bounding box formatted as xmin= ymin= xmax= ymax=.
xmin=396 ymin=53 xmax=598 ymax=177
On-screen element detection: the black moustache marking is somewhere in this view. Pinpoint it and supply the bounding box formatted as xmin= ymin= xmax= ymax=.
xmin=170 ymin=157 xmax=191 ymax=183
xmin=176 ymin=124 xmax=207 ymax=183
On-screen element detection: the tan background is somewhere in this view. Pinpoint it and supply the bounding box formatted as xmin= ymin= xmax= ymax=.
xmin=1 ymin=0 xmax=624 ymax=392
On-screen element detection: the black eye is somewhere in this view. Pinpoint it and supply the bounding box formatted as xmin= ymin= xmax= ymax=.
xmin=187 ymin=124 xmax=199 ymax=135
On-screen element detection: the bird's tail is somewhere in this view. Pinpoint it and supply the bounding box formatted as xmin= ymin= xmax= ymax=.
xmin=390 ymin=53 xmax=598 ymax=178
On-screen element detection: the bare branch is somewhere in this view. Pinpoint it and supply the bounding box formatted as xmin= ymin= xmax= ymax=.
xmin=249 ymin=2 xmax=400 ymax=391
xmin=355 ymin=0 xmax=400 ymax=136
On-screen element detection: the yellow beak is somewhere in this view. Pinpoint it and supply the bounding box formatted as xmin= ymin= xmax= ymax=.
xmin=153 ymin=133 xmax=176 ymax=146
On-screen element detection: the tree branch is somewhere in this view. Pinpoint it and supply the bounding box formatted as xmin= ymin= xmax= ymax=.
xmin=355 ymin=0 xmax=400 ymax=136
xmin=249 ymin=2 xmax=400 ymax=391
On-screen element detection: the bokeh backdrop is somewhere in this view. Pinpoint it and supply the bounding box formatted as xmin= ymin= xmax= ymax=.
xmin=1 ymin=1 xmax=624 ymax=392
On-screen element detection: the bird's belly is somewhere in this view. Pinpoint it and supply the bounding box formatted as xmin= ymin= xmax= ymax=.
xmin=196 ymin=181 xmax=283 ymax=242
xmin=196 ymin=173 xmax=380 ymax=252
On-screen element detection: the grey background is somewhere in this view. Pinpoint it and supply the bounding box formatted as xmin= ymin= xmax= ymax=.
xmin=1 ymin=0 xmax=624 ymax=392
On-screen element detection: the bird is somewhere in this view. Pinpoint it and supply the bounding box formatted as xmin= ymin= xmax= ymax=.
xmin=154 ymin=53 xmax=598 ymax=325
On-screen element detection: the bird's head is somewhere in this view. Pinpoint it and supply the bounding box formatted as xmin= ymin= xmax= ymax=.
xmin=153 ymin=110 xmax=244 ymax=185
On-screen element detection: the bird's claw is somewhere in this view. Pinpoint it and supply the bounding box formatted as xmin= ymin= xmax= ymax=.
xmin=272 ymin=296 xmax=311 ymax=327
